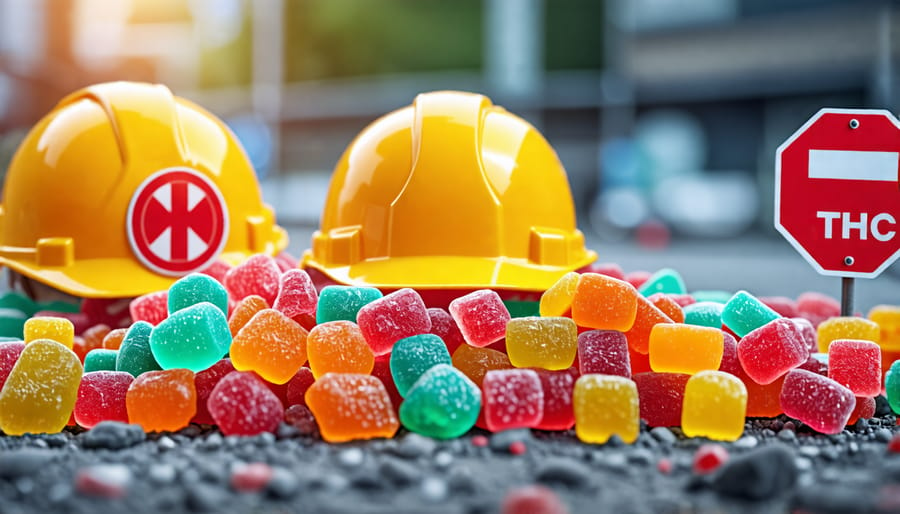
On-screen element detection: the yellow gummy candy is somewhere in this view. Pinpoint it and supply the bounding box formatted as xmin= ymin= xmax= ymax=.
xmin=24 ymin=316 xmax=75 ymax=349
xmin=539 ymin=272 xmax=580 ymax=317
xmin=648 ymin=324 xmax=724 ymax=375
xmin=869 ymin=305 xmax=900 ymax=352
xmin=817 ymin=316 xmax=879 ymax=353
xmin=506 ymin=316 xmax=577 ymax=370
xmin=573 ymin=374 xmax=639 ymax=444
xmin=681 ymin=370 xmax=747 ymax=441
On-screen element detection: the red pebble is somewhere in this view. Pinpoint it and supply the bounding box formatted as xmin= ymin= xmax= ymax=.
xmin=207 ymin=371 xmax=284 ymax=436
xmin=200 ymin=260 xmax=232 ymax=284
xmin=273 ymin=269 xmax=318 ymax=318
xmin=693 ymin=444 xmax=729 ymax=474
xmin=532 ymin=367 xmax=578 ymax=430
xmin=578 ymin=330 xmax=631 ymax=378
xmin=633 ymin=372 xmax=690 ymax=427
xmin=284 ymin=404 xmax=319 ymax=436
xmin=192 ymin=358 xmax=236 ymax=425
xmin=224 ymin=254 xmax=281 ymax=304
xmin=427 ymin=307 xmax=465 ymax=354
xmin=230 ymin=463 xmax=274 ymax=493
xmin=738 ymin=318 xmax=808 ymax=385
xmin=449 ymin=290 xmax=510 ymax=348
xmin=797 ymin=292 xmax=841 ymax=327
xmin=0 ymin=341 xmax=25 ymax=389
xmin=482 ymin=369 xmax=544 ymax=432
xmin=828 ymin=339 xmax=882 ymax=397
xmin=357 ymin=288 xmax=432 ymax=356
xmin=75 ymin=371 xmax=133 ymax=429
xmin=129 ymin=291 xmax=169 ymax=326
xmin=509 ymin=441 xmax=527 ymax=455
xmin=471 ymin=435 xmax=489 ymax=447
xmin=589 ymin=262 xmax=625 ymax=280
xmin=657 ymin=458 xmax=673 ymax=474
xmin=889 ymin=434 xmax=900 ymax=453
xmin=370 ymin=354 xmax=403 ymax=413
xmin=285 ymin=367 xmax=316 ymax=407
xmin=760 ymin=296 xmax=799 ymax=318
xmin=501 ymin=485 xmax=569 ymax=514
xmin=75 ymin=465 xmax=129 ymax=498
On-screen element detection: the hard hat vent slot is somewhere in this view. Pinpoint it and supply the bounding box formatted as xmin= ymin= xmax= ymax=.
xmin=36 ymin=238 xmax=74 ymax=267
xmin=529 ymin=227 xmax=579 ymax=267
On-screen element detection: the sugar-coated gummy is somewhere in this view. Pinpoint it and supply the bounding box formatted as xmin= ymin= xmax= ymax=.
xmin=230 ymin=309 xmax=309 ymax=385
xmin=884 ymin=360 xmax=900 ymax=414
xmin=683 ymin=302 xmax=724 ymax=328
xmin=506 ymin=316 xmax=577 ymax=371
xmin=760 ymin=296 xmax=799 ymax=318
xmin=101 ymin=329 xmax=127 ymax=350
xmin=637 ymin=268 xmax=686 ymax=296
xmin=451 ymin=344 xmax=513 ymax=387
xmin=482 ymin=369 xmax=544 ymax=432
xmin=285 ymin=367 xmax=316 ymax=407
xmin=115 ymin=321 xmax=161 ymax=377
xmin=791 ymin=317 xmax=818 ymax=353
xmin=358 ymin=288 xmax=432 ymax=356
xmin=125 ymin=369 xmax=197 ymax=433
xmin=305 ymin=373 xmax=400 ymax=443
xmin=448 ymin=290 xmax=510 ymax=348
xmin=426 ymin=307 xmax=465 ymax=355
xmin=207 ymin=371 xmax=284 ymax=436
xmin=737 ymin=318 xmax=808 ymax=385
xmin=539 ymin=272 xmax=580 ymax=317
xmin=827 ymin=339 xmax=881 ymax=397
xmin=390 ymin=334 xmax=451 ymax=397
xmin=273 ymin=269 xmax=318 ymax=318
xmin=649 ymin=324 xmax=724 ymax=375
xmin=633 ymin=372 xmax=690 ymax=428
xmin=399 ymin=364 xmax=481 ymax=439
xmin=167 ymin=273 xmax=229 ymax=316
xmin=149 ymin=302 xmax=231 ymax=373
xmin=797 ymin=292 xmax=841 ymax=327
xmin=74 ymin=371 xmax=133 ymax=428
xmin=721 ymin=290 xmax=781 ymax=338
xmin=0 ymin=341 xmax=25 ymax=390
xmin=129 ymin=292 xmax=168 ymax=326
xmin=83 ymin=349 xmax=118 ymax=372
xmin=532 ymin=367 xmax=578 ymax=431
xmin=192 ymin=358 xmax=236 ymax=424
xmin=577 ymin=330 xmax=631 ymax=378
xmin=869 ymin=305 xmax=900 ymax=351
xmin=223 ymin=254 xmax=281 ymax=304
xmin=24 ymin=316 xmax=75 ymax=349
xmin=228 ymin=295 xmax=269 ymax=336
xmin=624 ymin=295 xmax=674 ymax=355
xmin=307 ymin=320 xmax=374 ymax=379
xmin=315 ymin=286 xmax=383 ymax=325
xmin=0 ymin=339 xmax=83 ymax=435
xmin=573 ymin=374 xmax=640 ymax=444
xmin=816 ymin=316 xmax=880 ymax=354
xmin=681 ymin=370 xmax=747 ymax=441
xmin=647 ymin=293 xmax=686 ymax=323
xmin=571 ymin=273 xmax=639 ymax=332
xmin=780 ymin=369 xmax=855 ymax=434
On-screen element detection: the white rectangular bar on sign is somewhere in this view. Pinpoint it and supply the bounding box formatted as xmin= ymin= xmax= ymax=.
xmin=808 ymin=149 xmax=899 ymax=181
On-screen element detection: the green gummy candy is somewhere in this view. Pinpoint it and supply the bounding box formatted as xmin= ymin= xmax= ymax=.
xmin=150 ymin=302 xmax=231 ymax=372
xmin=691 ymin=290 xmax=733 ymax=304
xmin=168 ymin=273 xmax=229 ymax=315
xmin=84 ymin=349 xmax=118 ymax=372
xmin=36 ymin=300 xmax=81 ymax=314
xmin=886 ymin=360 xmax=900 ymax=414
xmin=390 ymin=334 xmax=452 ymax=397
xmin=683 ymin=302 xmax=724 ymax=328
xmin=0 ymin=309 xmax=27 ymax=338
xmin=0 ymin=292 xmax=38 ymax=317
xmin=399 ymin=364 xmax=481 ymax=439
xmin=316 ymin=286 xmax=383 ymax=324
xmin=503 ymin=300 xmax=541 ymax=319
xmin=117 ymin=321 xmax=162 ymax=377
xmin=721 ymin=290 xmax=781 ymax=338
xmin=638 ymin=268 xmax=686 ymax=296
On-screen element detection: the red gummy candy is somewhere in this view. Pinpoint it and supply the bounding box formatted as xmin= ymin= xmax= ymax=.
xmin=449 ymin=290 xmax=510 ymax=348
xmin=780 ymin=369 xmax=855 ymax=434
xmin=482 ymin=369 xmax=544 ymax=432
xmin=371 ymin=354 xmax=403 ymax=412
xmin=273 ymin=270 xmax=318 ymax=318
xmin=590 ymin=262 xmax=625 ymax=280
xmin=427 ymin=307 xmax=465 ymax=355
xmin=578 ymin=330 xmax=631 ymax=378
xmin=624 ymin=271 xmax=652 ymax=289
xmin=192 ymin=359 xmax=236 ymax=425
xmin=358 ymin=288 xmax=431 ymax=356
xmin=633 ymin=372 xmax=690 ymax=427
xmin=82 ymin=298 xmax=132 ymax=329
xmin=828 ymin=339 xmax=881 ymax=397
xmin=532 ymin=367 xmax=578 ymax=431
xmin=284 ymin=404 xmax=319 ymax=436
xmin=129 ymin=292 xmax=169 ymax=326
xmin=200 ymin=260 xmax=232 ymax=284
xmin=737 ymin=318 xmax=808 ymax=385
xmin=285 ymin=367 xmax=316 ymax=407
xmin=75 ymin=371 xmax=133 ymax=428
xmin=224 ymin=254 xmax=281 ymax=304
xmin=0 ymin=341 xmax=25 ymax=390
xmin=760 ymin=296 xmax=799 ymax=318
xmin=274 ymin=252 xmax=299 ymax=273
xmin=797 ymin=292 xmax=840 ymax=328
xmin=208 ymin=371 xmax=284 ymax=436
xmin=717 ymin=332 xmax=741 ymax=376
xmin=791 ymin=317 xmax=818 ymax=353
xmin=847 ymin=396 xmax=876 ymax=425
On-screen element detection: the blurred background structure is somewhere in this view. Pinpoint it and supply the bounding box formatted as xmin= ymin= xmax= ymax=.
xmin=0 ymin=0 xmax=898 ymax=304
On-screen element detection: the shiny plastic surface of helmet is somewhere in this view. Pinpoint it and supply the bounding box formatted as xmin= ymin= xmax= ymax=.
xmin=302 ymin=90 xmax=596 ymax=292
xmin=0 ymin=81 xmax=287 ymax=298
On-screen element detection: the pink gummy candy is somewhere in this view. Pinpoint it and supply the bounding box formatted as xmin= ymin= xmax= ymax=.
xmin=760 ymin=296 xmax=799 ymax=318
xmin=208 ymin=371 xmax=284 ymax=436
xmin=737 ymin=318 xmax=808 ymax=385
xmin=192 ymin=358 xmax=236 ymax=425
xmin=532 ymin=367 xmax=578 ymax=431
xmin=224 ymin=254 xmax=281 ymax=305
xmin=828 ymin=339 xmax=881 ymax=397
xmin=200 ymin=260 xmax=232 ymax=284
xmin=274 ymin=252 xmax=299 ymax=273
xmin=427 ymin=308 xmax=465 ymax=355
xmin=0 ymin=341 xmax=25 ymax=390
xmin=790 ymin=317 xmax=817 ymax=353
xmin=482 ymin=369 xmax=544 ymax=432
xmin=780 ymin=369 xmax=855 ymax=434
xmin=129 ymin=291 xmax=169 ymax=326
xmin=75 ymin=371 xmax=134 ymax=428
xmin=796 ymin=292 xmax=840 ymax=328
xmin=633 ymin=372 xmax=690 ymax=428
xmin=577 ymin=330 xmax=631 ymax=378
xmin=273 ymin=270 xmax=318 ymax=318
xmin=448 ymin=290 xmax=510 ymax=348
xmin=82 ymin=298 xmax=132 ymax=330
xmin=357 ymin=288 xmax=431 ymax=356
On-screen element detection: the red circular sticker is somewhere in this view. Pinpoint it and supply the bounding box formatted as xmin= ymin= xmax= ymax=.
xmin=127 ymin=168 xmax=229 ymax=276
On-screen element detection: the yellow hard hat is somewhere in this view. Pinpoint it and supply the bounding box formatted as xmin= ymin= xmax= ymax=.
xmin=302 ymin=91 xmax=596 ymax=292
xmin=0 ymin=81 xmax=287 ymax=298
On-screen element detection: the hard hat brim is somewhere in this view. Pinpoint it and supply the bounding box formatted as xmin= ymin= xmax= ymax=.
xmin=300 ymin=250 xmax=597 ymax=292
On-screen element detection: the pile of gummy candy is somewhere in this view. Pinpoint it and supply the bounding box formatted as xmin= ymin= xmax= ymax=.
xmin=0 ymin=253 xmax=899 ymax=445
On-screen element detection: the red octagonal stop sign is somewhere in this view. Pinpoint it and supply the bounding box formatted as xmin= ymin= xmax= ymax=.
xmin=776 ymin=108 xmax=900 ymax=278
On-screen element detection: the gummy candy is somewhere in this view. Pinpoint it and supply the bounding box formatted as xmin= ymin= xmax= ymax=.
xmin=0 ymin=308 xmax=28 ymax=339
xmin=624 ymin=295 xmax=673 ymax=354
xmin=315 ymin=286 xmax=383 ymax=325
xmin=358 ymin=288 xmax=431 ymax=356
xmin=74 ymin=371 xmax=133 ymax=428
xmin=681 ymin=370 xmax=747 ymax=441
xmin=683 ymin=302 xmax=724 ymax=328
xmin=199 ymin=259 xmax=232 ymax=284
xmin=192 ymin=358 xmax=236 ymax=425
xmin=449 ymin=290 xmax=510 ymax=348
xmin=126 ymin=369 xmax=197 ymax=432
xmin=371 ymin=354 xmax=403 ymax=412
xmin=84 ymin=349 xmax=118 ymax=372
xmin=389 ymin=334 xmax=451 ymax=397
xmin=717 ymin=332 xmax=741 ymax=376
xmin=0 ymin=341 xmax=25 ymax=390
xmin=451 ymin=344 xmax=513 ymax=387
xmin=816 ymin=316 xmax=879 ymax=353
xmin=223 ymin=254 xmax=281 ymax=304
xmin=886 ymin=360 xmax=900 ymax=413
xmin=115 ymin=321 xmax=161 ymax=377
xmin=285 ymin=367 xmax=316 ymax=407
xmin=797 ymin=291 xmax=841 ymax=327
xmin=167 ymin=273 xmax=229 ymax=315
xmin=791 ymin=317 xmax=818 ymax=353
xmin=228 ymin=295 xmax=269 ymax=336
xmin=208 ymin=371 xmax=284 ymax=436
xmin=721 ymin=290 xmax=781 ymax=338
xmin=532 ymin=367 xmax=578 ymax=431
xmin=482 ymin=369 xmax=544 ymax=432
xmin=577 ymin=330 xmax=631 ymax=378
xmin=633 ymin=372 xmax=690 ymax=427
xmin=573 ymin=374 xmax=639 ymax=444
xmin=231 ymin=309 xmax=308 ymax=384
xmin=399 ymin=364 xmax=481 ymax=439
xmin=647 ymin=293 xmax=685 ymax=323
xmin=737 ymin=318 xmax=807 ymax=385
xmin=427 ymin=307 xmax=465 ymax=355
xmin=649 ymin=324 xmax=724 ymax=374
xmin=571 ymin=273 xmax=639 ymax=331
xmin=150 ymin=302 xmax=231 ymax=373
xmin=273 ymin=269 xmax=318 ymax=318
xmin=306 ymin=320 xmax=374 ymax=379
xmin=506 ymin=316 xmax=577 ymax=371
xmin=869 ymin=305 xmax=900 ymax=351
xmin=129 ymin=291 xmax=168 ymax=326
xmin=625 ymin=271 xmax=652 ymax=289
xmin=101 ymin=328 xmax=127 ymax=350
xmin=0 ymin=339 xmax=82 ymax=435
xmin=828 ymin=339 xmax=881 ymax=396
xmin=305 ymin=373 xmax=399 ymax=443
xmin=780 ymin=369 xmax=855 ymax=434
xmin=24 ymin=316 xmax=74 ymax=349
xmin=539 ymin=272 xmax=579 ymax=317
xmin=691 ymin=290 xmax=732 ymax=304
xmin=847 ymin=396 xmax=876 ymax=426
xmin=760 ymin=296 xmax=799 ymax=318
xmin=637 ymin=268 xmax=686 ymax=296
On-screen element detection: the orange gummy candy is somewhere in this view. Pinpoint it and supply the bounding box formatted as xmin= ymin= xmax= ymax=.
xmin=571 ymin=273 xmax=639 ymax=331
xmin=102 ymin=328 xmax=127 ymax=350
xmin=228 ymin=295 xmax=269 ymax=336
xmin=451 ymin=344 xmax=513 ymax=387
xmin=648 ymin=293 xmax=685 ymax=324
xmin=305 ymin=373 xmax=399 ymax=443
xmin=231 ymin=309 xmax=308 ymax=384
xmin=126 ymin=369 xmax=196 ymax=432
xmin=307 ymin=321 xmax=375 ymax=379
xmin=624 ymin=295 xmax=674 ymax=354
xmin=649 ymin=324 xmax=724 ymax=374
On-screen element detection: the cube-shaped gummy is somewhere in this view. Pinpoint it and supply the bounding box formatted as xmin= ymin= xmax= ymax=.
xmin=573 ymin=374 xmax=639 ymax=444
xmin=649 ymin=324 xmax=724 ymax=374
xmin=506 ymin=316 xmax=577 ymax=370
xmin=682 ymin=370 xmax=747 ymax=441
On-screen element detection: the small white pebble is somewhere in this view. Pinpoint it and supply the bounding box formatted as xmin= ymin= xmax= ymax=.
xmin=434 ymin=451 xmax=453 ymax=468
xmin=337 ymin=448 xmax=365 ymax=467
xmin=420 ymin=476 xmax=447 ymax=502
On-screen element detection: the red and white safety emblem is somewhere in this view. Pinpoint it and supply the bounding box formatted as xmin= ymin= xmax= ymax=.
xmin=127 ymin=168 xmax=229 ymax=276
